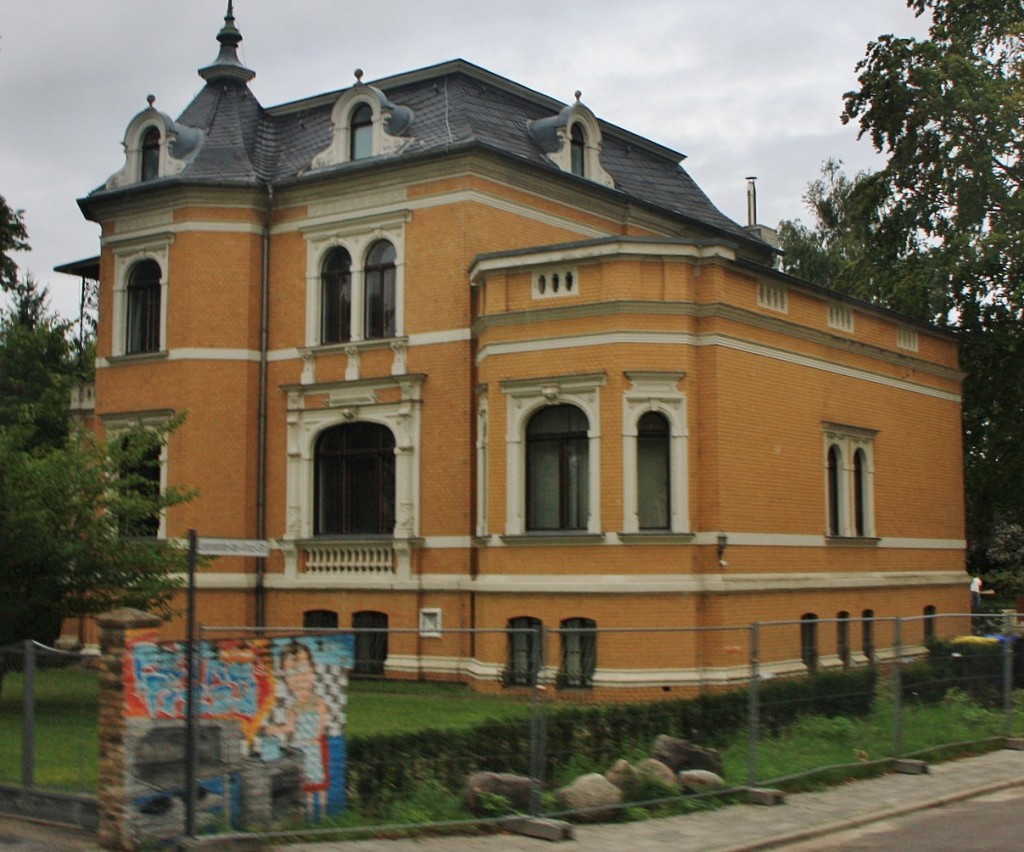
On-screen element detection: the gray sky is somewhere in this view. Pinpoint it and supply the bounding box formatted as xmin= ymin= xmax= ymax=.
xmin=0 ymin=1 xmax=929 ymax=320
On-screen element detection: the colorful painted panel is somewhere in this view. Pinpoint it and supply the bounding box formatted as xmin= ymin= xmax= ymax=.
xmin=122 ymin=630 xmax=353 ymax=840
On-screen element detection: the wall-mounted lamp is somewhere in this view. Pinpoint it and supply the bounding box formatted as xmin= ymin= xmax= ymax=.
xmin=717 ymin=532 xmax=728 ymax=568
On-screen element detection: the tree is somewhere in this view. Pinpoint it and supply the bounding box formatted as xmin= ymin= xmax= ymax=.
xmin=813 ymin=0 xmax=1024 ymax=551
xmin=0 ymin=193 xmax=29 ymax=294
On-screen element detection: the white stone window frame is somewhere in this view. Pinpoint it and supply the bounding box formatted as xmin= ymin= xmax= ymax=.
xmin=501 ymin=373 xmax=605 ymax=536
xmin=419 ymin=608 xmax=442 ymax=638
xmin=897 ymin=326 xmax=919 ymax=352
xmin=303 ymin=213 xmax=409 ymax=370
xmin=758 ymin=281 xmax=788 ymax=313
xmin=109 ymin=236 xmax=172 ymax=358
xmin=284 ymin=376 xmax=423 ymax=546
xmin=102 ymin=409 xmax=176 ymax=540
xmin=622 ymin=372 xmax=689 ymax=534
xmin=532 ymin=267 xmax=579 ymax=299
xmin=828 ymin=303 xmax=854 ymax=333
xmin=823 ymin=424 xmax=877 ymax=539
xmin=546 ymin=105 xmax=615 ymax=188
xmin=475 ymin=387 xmax=489 ymax=536
xmin=310 ymin=88 xmax=409 ymax=169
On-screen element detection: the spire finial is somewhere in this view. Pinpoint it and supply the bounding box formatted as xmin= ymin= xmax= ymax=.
xmin=199 ymin=1 xmax=255 ymax=84
xmin=574 ymin=90 xmax=582 ymax=103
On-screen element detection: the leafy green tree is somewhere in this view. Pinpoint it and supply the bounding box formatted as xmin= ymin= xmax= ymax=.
xmin=0 ymin=194 xmax=29 ymax=294
xmin=799 ymin=0 xmax=1024 ymax=552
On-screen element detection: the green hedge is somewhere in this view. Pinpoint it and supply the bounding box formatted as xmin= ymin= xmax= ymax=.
xmin=901 ymin=636 xmax=1022 ymax=706
xmin=346 ymin=667 xmax=877 ymax=814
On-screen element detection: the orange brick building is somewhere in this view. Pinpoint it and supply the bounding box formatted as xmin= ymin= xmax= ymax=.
xmin=70 ymin=8 xmax=966 ymax=695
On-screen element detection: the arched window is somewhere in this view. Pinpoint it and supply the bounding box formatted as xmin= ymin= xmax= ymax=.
xmin=559 ymin=618 xmax=596 ymax=688
xmin=506 ymin=616 xmax=542 ymax=686
xmin=637 ymin=411 xmax=670 ymax=530
xmin=569 ymin=123 xmax=586 ymax=177
xmin=800 ymin=613 xmax=818 ymax=671
xmin=837 ymin=610 xmax=851 ymax=667
xmin=923 ymin=605 xmax=937 ymax=644
xmin=126 ymin=260 xmax=161 ymax=354
xmin=350 ymin=103 xmax=373 ymax=161
xmin=320 ymin=247 xmax=352 ymax=344
xmin=303 ymin=610 xmax=339 ymax=629
xmin=853 ymin=448 xmax=867 ymax=536
xmin=352 ymin=610 xmax=388 ymax=675
xmin=862 ymin=609 xmax=875 ymax=664
xmin=141 ymin=127 xmax=160 ymax=182
xmin=314 ymin=422 xmax=396 ymax=535
xmin=826 ymin=444 xmax=841 ymax=536
xmin=526 ymin=405 xmax=589 ymax=531
xmin=364 ymin=240 xmax=396 ymax=339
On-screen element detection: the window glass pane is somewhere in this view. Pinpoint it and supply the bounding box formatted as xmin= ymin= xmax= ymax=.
xmin=364 ymin=241 xmax=396 ymax=339
xmin=526 ymin=405 xmax=589 ymax=531
xmin=314 ymin=423 xmax=395 ymax=535
xmin=563 ymin=435 xmax=588 ymax=529
xmin=141 ymin=128 xmax=160 ymax=182
xmin=353 ymin=611 xmax=388 ymax=675
xmin=351 ymin=104 xmax=373 ymax=160
xmin=853 ymin=449 xmax=866 ymax=536
xmin=570 ymin=124 xmax=585 ymax=177
xmin=527 ymin=438 xmax=560 ymax=529
xmin=560 ymin=618 xmax=596 ymax=687
xmin=827 ymin=444 xmax=841 ymax=535
xmin=638 ymin=412 xmax=670 ymax=529
xmin=126 ymin=260 xmax=160 ymax=354
xmin=506 ymin=617 xmax=541 ymax=685
xmin=320 ymin=248 xmax=351 ymax=344
xmin=303 ymin=610 xmax=338 ymax=629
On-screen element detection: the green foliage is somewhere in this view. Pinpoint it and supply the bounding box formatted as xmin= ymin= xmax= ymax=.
xmin=839 ymin=0 xmax=1024 ymax=546
xmin=901 ymin=635 xmax=1024 ymax=707
xmin=0 ymin=193 xmax=29 ymax=293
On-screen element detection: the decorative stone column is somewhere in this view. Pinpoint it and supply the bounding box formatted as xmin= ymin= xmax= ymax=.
xmin=96 ymin=608 xmax=163 ymax=852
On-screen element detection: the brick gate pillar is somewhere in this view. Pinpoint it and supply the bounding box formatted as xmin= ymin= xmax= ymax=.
xmin=96 ymin=608 xmax=163 ymax=851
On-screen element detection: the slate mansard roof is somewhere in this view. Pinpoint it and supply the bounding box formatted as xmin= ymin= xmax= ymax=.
xmin=81 ymin=12 xmax=770 ymax=260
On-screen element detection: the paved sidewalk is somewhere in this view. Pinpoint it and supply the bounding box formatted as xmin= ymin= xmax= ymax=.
xmin=279 ymin=748 xmax=1024 ymax=852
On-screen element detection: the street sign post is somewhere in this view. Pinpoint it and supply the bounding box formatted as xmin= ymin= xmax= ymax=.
xmin=196 ymin=537 xmax=271 ymax=558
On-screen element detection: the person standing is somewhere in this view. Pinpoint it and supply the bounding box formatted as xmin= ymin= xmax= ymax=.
xmin=970 ymin=575 xmax=983 ymax=611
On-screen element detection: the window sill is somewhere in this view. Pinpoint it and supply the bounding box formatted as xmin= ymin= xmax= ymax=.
xmin=310 ymin=336 xmax=406 ymax=354
xmin=618 ymin=531 xmax=695 ymax=544
xmin=500 ymin=533 xmax=605 ymax=546
xmin=108 ymin=350 xmax=169 ymax=365
xmin=825 ymin=536 xmax=880 ymax=547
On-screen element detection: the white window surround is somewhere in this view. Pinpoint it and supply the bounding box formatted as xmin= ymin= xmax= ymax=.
xmin=283 ymin=376 xmax=423 ymax=574
xmin=758 ymin=281 xmax=788 ymax=313
xmin=532 ymin=267 xmax=579 ymax=299
xmin=897 ymin=326 xmax=919 ymax=352
xmin=310 ymin=84 xmax=413 ymax=169
xmin=501 ymin=373 xmax=605 ymax=536
xmin=823 ymin=423 xmax=877 ymax=539
xmin=109 ymin=237 xmax=172 ymax=357
xmin=105 ymin=107 xmax=203 ymax=189
xmin=828 ymin=303 xmax=854 ymax=333
xmin=622 ymin=372 xmax=689 ymax=534
xmin=475 ymin=388 xmax=489 ymax=536
xmin=540 ymin=103 xmax=615 ymax=188
xmin=101 ymin=409 xmax=175 ymax=539
xmin=419 ymin=608 xmax=442 ymax=638
xmin=302 ymin=213 xmax=409 ymax=350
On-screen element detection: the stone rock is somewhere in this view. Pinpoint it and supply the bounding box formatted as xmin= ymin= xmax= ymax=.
xmin=651 ymin=734 xmax=724 ymax=776
xmin=604 ymin=759 xmax=637 ymax=790
xmin=636 ymin=758 xmax=678 ymax=788
xmin=678 ymin=769 xmax=728 ymax=793
xmin=465 ymin=771 xmax=534 ymax=815
xmin=556 ymin=773 xmax=623 ymax=822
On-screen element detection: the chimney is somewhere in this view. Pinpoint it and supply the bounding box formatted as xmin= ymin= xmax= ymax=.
xmin=746 ymin=176 xmax=758 ymax=227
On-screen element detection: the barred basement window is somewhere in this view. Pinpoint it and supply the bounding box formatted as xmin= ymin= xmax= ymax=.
xmin=800 ymin=613 xmax=818 ymax=671
xmin=837 ymin=611 xmax=851 ymax=667
xmin=352 ymin=610 xmax=388 ymax=676
xmin=506 ymin=616 xmax=542 ymax=686
xmin=559 ymin=617 xmax=596 ymax=688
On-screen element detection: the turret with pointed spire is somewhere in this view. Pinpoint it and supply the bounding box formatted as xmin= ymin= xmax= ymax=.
xmin=199 ymin=1 xmax=255 ymax=84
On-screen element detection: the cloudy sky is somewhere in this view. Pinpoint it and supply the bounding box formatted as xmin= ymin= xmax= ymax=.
xmin=0 ymin=0 xmax=929 ymax=319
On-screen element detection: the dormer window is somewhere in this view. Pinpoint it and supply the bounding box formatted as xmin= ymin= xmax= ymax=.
xmin=570 ymin=124 xmax=586 ymax=177
xmin=350 ymin=103 xmax=373 ymax=161
xmin=528 ymin=97 xmax=615 ymax=188
xmin=140 ymin=127 xmax=161 ymax=181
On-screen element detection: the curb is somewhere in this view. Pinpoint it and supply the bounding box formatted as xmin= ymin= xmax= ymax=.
xmin=720 ymin=775 xmax=1024 ymax=851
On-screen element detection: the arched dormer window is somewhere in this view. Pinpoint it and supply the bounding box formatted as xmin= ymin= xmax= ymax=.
xmin=570 ymin=123 xmax=586 ymax=177
xmin=350 ymin=103 xmax=374 ymax=161
xmin=141 ymin=127 xmax=161 ymax=182
xmin=528 ymin=98 xmax=615 ymax=188
xmin=310 ymin=78 xmax=414 ymax=170
xmin=105 ymin=102 xmax=202 ymax=190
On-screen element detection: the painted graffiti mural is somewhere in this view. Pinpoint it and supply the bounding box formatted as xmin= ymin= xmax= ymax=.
xmin=122 ymin=629 xmax=353 ymax=841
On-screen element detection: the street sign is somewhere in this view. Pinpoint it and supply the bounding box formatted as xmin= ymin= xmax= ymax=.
xmin=196 ymin=537 xmax=271 ymax=558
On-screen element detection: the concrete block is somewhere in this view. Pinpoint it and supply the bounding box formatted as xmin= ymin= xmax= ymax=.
xmin=893 ymin=759 xmax=929 ymax=775
xmin=501 ymin=816 xmax=575 ymax=841
xmin=744 ymin=787 xmax=785 ymax=806
xmin=1003 ymin=738 xmax=1024 ymax=751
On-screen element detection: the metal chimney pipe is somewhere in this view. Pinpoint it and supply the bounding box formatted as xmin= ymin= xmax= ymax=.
xmin=745 ymin=176 xmax=758 ymax=227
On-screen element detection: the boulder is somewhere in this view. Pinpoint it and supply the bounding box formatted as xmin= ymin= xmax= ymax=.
xmin=678 ymin=769 xmax=728 ymax=794
xmin=604 ymin=759 xmax=637 ymax=791
xmin=636 ymin=758 xmax=678 ymax=788
xmin=651 ymin=734 xmax=724 ymax=776
xmin=556 ymin=773 xmax=623 ymax=822
xmin=465 ymin=771 xmax=533 ymax=815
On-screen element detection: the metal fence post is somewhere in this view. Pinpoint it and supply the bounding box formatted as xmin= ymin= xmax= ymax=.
xmin=746 ymin=623 xmax=760 ymax=787
xmin=21 ymin=640 xmax=35 ymax=788
xmin=528 ymin=623 xmax=548 ymax=817
xmin=891 ymin=618 xmax=903 ymax=758
xmin=1003 ymin=610 xmax=1014 ymax=737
